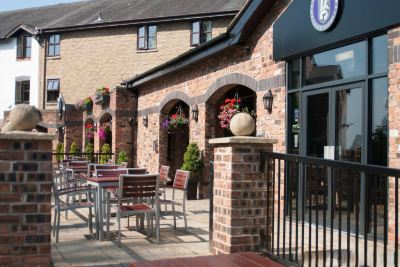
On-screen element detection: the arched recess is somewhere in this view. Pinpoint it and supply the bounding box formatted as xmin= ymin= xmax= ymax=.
xmin=99 ymin=112 xmax=112 ymax=151
xmin=83 ymin=116 xmax=95 ymax=147
xmin=159 ymin=98 xmax=190 ymax=183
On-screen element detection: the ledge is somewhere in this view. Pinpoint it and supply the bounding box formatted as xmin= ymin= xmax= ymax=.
xmin=209 ymin=136 xmax=278 ymax=145
xmin=0 ymin=131 xmax=56 ymax=141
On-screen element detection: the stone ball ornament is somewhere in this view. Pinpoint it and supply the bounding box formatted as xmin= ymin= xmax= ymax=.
xmin=1 ymin=104 xmax=41 ymax=132
xmin=229 ymin=113 xmax=256 ymax=136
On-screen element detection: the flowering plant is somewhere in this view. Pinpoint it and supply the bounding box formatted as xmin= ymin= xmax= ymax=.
xmin=96 ymin=87 xmax=110 ymax=96
xmin=83 ymin=97 xmax=93 ymax=106
xmin=162 ymin=106 xmax=189 ymax=130
xmin=98 ymin=122 xmax=111 ymax=141
xmin=218 ymin=97 xmax=255 ymax=129
xmin=85 ymin=123 xmax=95 ymax=140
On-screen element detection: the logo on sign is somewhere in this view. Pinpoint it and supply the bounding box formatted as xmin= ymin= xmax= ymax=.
xmin=310 ymin=0 xmax=339 ymax=32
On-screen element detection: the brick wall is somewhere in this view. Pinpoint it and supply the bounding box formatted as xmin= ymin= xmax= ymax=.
xmin=135 ymin=0 xmax=290 ymax=196
xmin=39 ymin=17 xmax=232 ymax=110
xmin=210 ymin=137 xmax=274 ymax=254
xmin=0 ymin=132 xmax=54 ymax=267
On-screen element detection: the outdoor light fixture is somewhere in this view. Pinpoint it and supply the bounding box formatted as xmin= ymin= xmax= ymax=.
xmin=143 ymin=115 xmax=149 ymax=127
xmin=94 ymin=122 xmax=98 ymax=132
xmin=263 ymin=90 xmax=274 ymax=113
xmin=191 ymin=105 xmax=199 ymax=122
xmin=152 ymin=140 xmax=158 ymax=152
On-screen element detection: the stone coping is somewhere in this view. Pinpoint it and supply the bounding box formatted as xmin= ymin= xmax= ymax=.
xmin=209 ymin=136 xmax=278 ymax=145
xmin=0 ymin=131 xmax=56 ymax=141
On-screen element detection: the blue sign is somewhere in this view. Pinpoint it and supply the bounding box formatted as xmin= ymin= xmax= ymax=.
xmin=310 ymin=0 xmax=339 ymax=32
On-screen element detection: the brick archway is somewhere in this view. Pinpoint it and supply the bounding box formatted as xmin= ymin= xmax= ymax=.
xmin=204 ymin=73 xmax=258 ymax=103
xmin=158 ymin=91 xmax=192 ymax=113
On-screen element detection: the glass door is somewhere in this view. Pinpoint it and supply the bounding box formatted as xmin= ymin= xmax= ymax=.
xmin=301 ymin=83 xmax=364 ymax=231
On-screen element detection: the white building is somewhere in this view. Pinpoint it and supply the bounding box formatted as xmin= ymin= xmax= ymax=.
xmin=0 ymin=25 xmax=40 ymax=119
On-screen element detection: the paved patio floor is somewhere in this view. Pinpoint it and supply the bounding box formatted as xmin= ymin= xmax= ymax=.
xmin=52 ymin=191 xmax=211 ymax=267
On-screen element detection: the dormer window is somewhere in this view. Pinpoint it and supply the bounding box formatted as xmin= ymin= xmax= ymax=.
xmin=191 ymin=21 xmax=212 ymax=46
xmin=16 ymin=34 xmax=32 ymax=59
xmin=48 ymin=34 xmax=60 ymax=57
xmin=138 ymin=25 xmax=157 ymax=50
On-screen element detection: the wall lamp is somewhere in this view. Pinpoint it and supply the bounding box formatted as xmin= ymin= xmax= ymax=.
xmin=263 ymin=90 xmax=274 ymax=113
xmin=191 ymin=105 xmax=199 ymax=122
xmin=93 ymin=122 xmax=98 ymax=132
xmin=143 ymin=115 xmax=149 ymax=127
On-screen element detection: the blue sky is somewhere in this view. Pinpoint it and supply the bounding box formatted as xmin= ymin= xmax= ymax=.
xmin=0 ymin=0 xmax=83 ymax=12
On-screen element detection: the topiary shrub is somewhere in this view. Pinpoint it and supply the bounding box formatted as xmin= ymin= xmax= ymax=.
xmin=117 ymin=150 xmax=128 ymax=165
xmin=100 ymin=143 xmax=111 ymax=164
xmin=84 ymin=143 xmax=94 ymax=162
xmin=181 ymin=143 xmax=203 ymax=177
xmin=55 ymin=143 xmax=64 ymax=162
xmin=69 ymin=141 xmax=80 ymax=157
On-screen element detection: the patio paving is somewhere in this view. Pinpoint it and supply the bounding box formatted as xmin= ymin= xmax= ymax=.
xmin=51 ymin=190 xmax=212 ymax=267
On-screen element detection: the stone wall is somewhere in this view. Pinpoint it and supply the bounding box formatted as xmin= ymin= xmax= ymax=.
xmin=135 ymin=0 xmax=290 ymax=196
xmin=0 ymin=132 xmax=54 ymax=267
xmin=39 ymin=18 xmax=232 ymax=110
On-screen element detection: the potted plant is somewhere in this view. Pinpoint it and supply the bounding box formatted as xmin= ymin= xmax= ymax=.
xmin=85 ymin=123 xmax=95 ymax=141
xmin=218 ymin=97 xmax=255 ymax=136
xmin=84 ymin=143 xmax=94 ymax=162
xmin=98 ymin=122 xmax=111 ymax=141
xmin=69 ymin=141 xmax=80 ymax=157
xmin=55 ymin=142 xmax=64 ymax=163
xmin=181 ymin=143 xmax=203 ymax=200
xmin=95 ymin=86 xmax=110 ymax=105
xmin=100 ymin=143 xmax=111 ymax=164
xmin=82 ymin=97 xmax=93 ymax=111
xmin=117 ymin=150 xmax=128 ymax=165
xmin=162 ymin=106 xmax=189 ymax=131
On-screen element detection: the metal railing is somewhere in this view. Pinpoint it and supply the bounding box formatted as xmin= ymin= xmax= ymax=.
xmin=260 ymin=152 xmax=399 ymax=267
xmin=52 ymin=152 xmax=114 ymax=164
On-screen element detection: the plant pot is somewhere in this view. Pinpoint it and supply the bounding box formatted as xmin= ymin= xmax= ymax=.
xmin=83 ymin=102 xmax=93 ymax=111
xmin=95 ymin=94 xmax=110 ymax=105
xmin=229 ymin=112 xmax=255 ymax=136
xmin=186 ymin=178 xmax=198 ymax=200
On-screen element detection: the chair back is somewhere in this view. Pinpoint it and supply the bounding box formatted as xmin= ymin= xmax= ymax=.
xmin=95 ymin=169 xmax=128 ymax=178
xmin=127 ymin=168 xmax=147 ymax=175
xmin=173 ymin=170 xmax=190 ymax=190
xmin=68 ymin=161 xmax=89 ymax=168
xmin=159 ymin=165 xmax=170 ymax=183
xmin=95 ymin=164 xmax=119 ymax=171
xmin=118 ymin=174 xmax=159 ymax=199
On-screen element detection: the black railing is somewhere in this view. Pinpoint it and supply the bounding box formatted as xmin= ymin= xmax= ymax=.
xmin=260 ymin=152 xmax=399 ymax=267
xmin=52 ymin=152 xmax=114 ymax=164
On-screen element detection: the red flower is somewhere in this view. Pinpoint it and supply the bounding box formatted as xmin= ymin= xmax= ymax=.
xmin=172 ymin=114 xmax=177 ymax=119
xmin=231 ymin=99 xmax=236 ymax=104
xmin=225 ymin=99 xmax=230 ymax=103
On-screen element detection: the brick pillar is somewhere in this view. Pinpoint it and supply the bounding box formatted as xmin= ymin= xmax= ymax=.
xmin=0 ymin=132 xmax=54 ymax=267
xmin=209 ymin=137 xmax=275 ymax=255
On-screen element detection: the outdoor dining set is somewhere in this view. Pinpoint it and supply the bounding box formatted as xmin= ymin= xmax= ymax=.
xmin=52 ymin=160 xmax=191 ymax=246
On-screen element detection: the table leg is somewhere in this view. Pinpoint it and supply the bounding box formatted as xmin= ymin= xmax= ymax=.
xmin=98 ymin=185 xmax=104 ymax=241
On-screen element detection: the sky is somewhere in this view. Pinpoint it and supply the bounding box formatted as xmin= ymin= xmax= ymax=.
xmin=0 ymin=0 xmax=83 ymax=12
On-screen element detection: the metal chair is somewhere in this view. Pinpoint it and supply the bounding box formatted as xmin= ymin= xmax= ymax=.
xmin=116 ymin=174 xmax=160 ymax=246
xmin=159 ymin=165 xmax=171 ymax=211
xmin=159 ymin=170 xmax=190 ymax=232
xmin=52 ymin=179 xmax=94 ymax=243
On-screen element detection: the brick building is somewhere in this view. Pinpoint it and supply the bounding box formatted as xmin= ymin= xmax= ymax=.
xmin=115 ymin=0 xmax=400 ymax=251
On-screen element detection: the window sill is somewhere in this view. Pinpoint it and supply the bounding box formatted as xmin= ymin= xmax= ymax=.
xmin=16 ymin=58 xmax=31 ymax=62
xmin=47 ymin=56 xmax=61 ymax=60
xmin=136 ymin=49 xmax=158 ymax=53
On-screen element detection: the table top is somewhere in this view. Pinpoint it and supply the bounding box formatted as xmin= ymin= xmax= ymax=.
xmin=130 ymin=252 xmax=287 ymax=267
xmin=86 ymin=176 xmax=119 ymax=184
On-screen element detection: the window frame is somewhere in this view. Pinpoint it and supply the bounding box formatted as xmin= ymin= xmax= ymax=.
xmin=15 ymin=80 xmax=30 ymax=104
xmin=137 ymin=25 xmax=157 ymax=51
xmin=191 ymin=20 xmax=213 ymax=47
xmin=47 ymin=34 xmax=61 ymax=57
xmin=46 ymin=79 xmax=60 ymax=102
xmin=16 ymin=34 xmax=32 ymax=59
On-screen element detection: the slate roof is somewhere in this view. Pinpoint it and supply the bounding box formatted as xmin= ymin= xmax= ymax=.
xmin=0 ymin=0 xmax=246 ymax=39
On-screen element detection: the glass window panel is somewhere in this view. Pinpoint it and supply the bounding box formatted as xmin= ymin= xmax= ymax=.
xmin=148 ymin=37 xmax=156 ymax=50
xmin=304 ymin=42 xmax=367 ymax=85
xmin=289 ymin=59 xmax=301 ymax=89
xmin=25 ymin=47 xmax=31 ymax=58
xmin=372 ymin=35 xmax=388 ymax=74
xmin=26 ymin=36 xmax=32 ymax=47
xmin=202 ymin=21 xmax=212 ymax=33
xmin=192 ymin=21 xmax=200 ymax=33
xmin=49 ymin=35 xmax=55 ymax=44
xmin=138 ymin=27 xmax=145 ymax=38
xmin=148 ymin=26 xmax=157 ymax=38
xmin=288 ymin=93 xmax=300 ymax=154
xmin=138 ymin=37 xmax=145 ymax=49
xmin=307 ymin=93 xmax=329 ymax=158
xmin=54 ymin=45 xmax=60 ymax=56
xmin=371 ymin=78 xmax=388 ymax=166
xmin=54 ymin=34 xmax=60 ymax=44
xmin=192 ymin=33 xmax=200 ymax=46
xmin=335 ymin=87 xmax=363 ymax=162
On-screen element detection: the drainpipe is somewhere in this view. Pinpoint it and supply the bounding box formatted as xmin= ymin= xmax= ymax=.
xmin=130 ymin=89 xmax=138 ymax=168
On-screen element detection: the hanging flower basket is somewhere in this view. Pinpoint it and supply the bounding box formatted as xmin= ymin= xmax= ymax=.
xmin=82 ymin=97 xmax=93 ymax=111
xmin=98 ymin=121 xmax=111 ymax=141
xmin=85 ymin=123 xmax=95 ymax=140
xmin=162 ymin=106 xmax=189 ymax=131
xmin=95 ymin=87 xmax=110 ymax=105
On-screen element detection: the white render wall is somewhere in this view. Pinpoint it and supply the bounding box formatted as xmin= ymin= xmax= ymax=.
xmin=0 ymin=37 xmax=40 ymax=119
